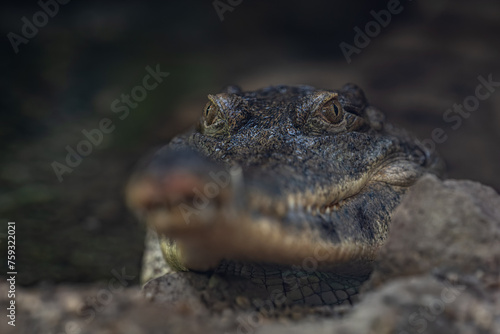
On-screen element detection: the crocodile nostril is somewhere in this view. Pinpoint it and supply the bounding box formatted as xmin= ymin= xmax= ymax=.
xmin=127 ymin=167 xmax=231 ymax=216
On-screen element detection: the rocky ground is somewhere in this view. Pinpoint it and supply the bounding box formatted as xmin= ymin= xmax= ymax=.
xmin=3 ymin=175 xmax=499 ymax=334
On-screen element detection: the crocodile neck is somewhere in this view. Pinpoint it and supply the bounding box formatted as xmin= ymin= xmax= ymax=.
xmin=142 ymin=228 xmax=369 ymax=309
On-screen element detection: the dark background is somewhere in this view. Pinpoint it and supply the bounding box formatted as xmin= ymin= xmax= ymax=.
xmin=1 ymin=0 xmax=499 ymax=285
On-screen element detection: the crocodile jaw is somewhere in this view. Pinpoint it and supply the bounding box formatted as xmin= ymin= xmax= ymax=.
xmin=148 ymin=207 xmax=378 ymax=274
xmin=126 ymin=160 xmax=413 ymax=274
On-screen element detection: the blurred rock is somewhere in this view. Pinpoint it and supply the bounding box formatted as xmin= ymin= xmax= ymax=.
xmin=368 ymin=174 xmax=500 ymax=288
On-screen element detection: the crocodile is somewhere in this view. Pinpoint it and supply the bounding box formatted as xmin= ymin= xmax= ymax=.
xmin=126 ymin=84 xmax=443 ymax=310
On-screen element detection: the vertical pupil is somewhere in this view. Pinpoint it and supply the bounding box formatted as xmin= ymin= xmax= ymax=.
xmin=319 ymin=101 xmax=342 ymax=123
xmin=333 ymin=104 xmax=339 ymax=115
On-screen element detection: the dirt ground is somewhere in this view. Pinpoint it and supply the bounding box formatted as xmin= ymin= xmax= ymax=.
xmin=1 ymin=0 xmax=499 ymax=332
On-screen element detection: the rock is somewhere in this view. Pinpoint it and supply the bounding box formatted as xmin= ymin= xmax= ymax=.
xmin=0 ymin=283 xmax=237 ymax=334
xmin=334 ymin=275 xmax=499 ymax=334
xmin=368 ymin=174 xmax=500 ymax=288
xmin=142 ymin=272 xmax=209 ymax=315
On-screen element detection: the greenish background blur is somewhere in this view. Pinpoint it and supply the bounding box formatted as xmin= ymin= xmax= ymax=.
xmin=1 ymin=0 xmax=499 ymax=285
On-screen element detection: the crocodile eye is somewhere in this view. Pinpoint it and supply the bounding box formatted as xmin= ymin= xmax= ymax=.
xmin=199 ymin=93 xmax=249 ymax=136
xmin=204 ymin=101 xmax=218 ymax=126
xmin=318 ymin=99 xmax=344 ymax=124
xmin=199 ymin=95 xmax=228 ymax=136
xmin=300 ymin=93 xmax=351 ymax=135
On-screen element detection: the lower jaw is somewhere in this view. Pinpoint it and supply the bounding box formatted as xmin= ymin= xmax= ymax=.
xmin=149 ymin=181 xmax=407 ymax=275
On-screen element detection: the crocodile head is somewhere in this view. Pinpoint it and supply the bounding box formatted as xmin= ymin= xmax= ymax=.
xmin=127 ymin=84 xmax=443 ymax=282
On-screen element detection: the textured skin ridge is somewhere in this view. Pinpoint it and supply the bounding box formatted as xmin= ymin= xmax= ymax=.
xmin=215 ymin=261 xmax=366 ymax=306
xmin=143 ymin=258 xmax=367 ymax=312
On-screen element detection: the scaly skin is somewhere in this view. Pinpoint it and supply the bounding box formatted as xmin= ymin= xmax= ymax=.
xmin=127 ymin=84 xmax=443 ymax=309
